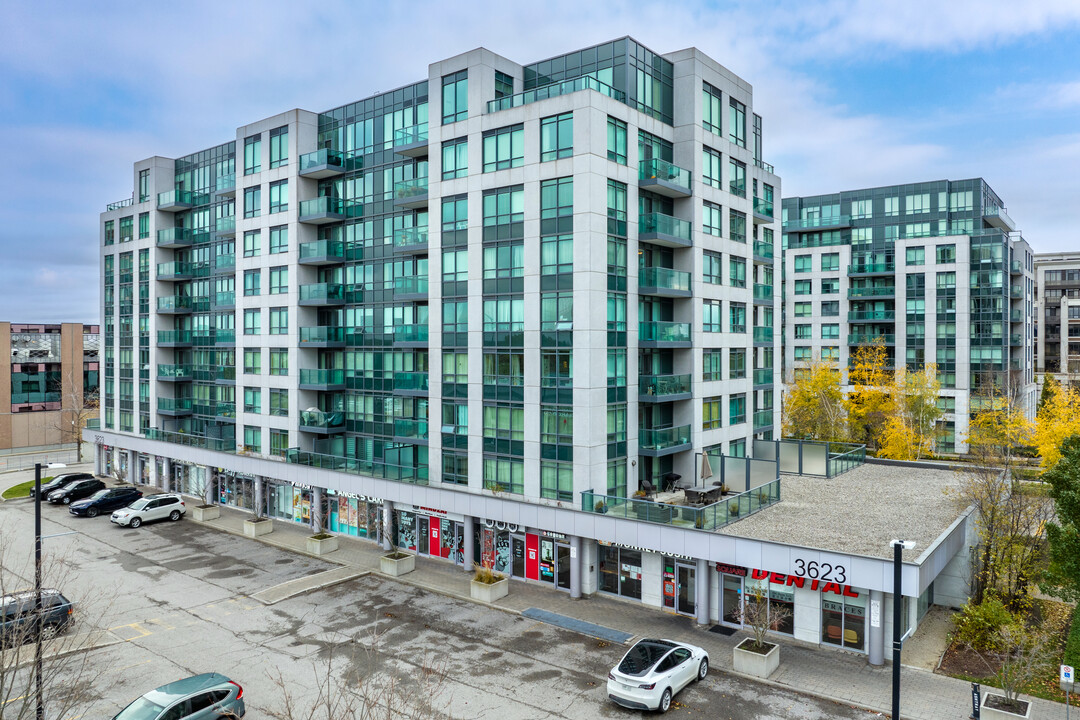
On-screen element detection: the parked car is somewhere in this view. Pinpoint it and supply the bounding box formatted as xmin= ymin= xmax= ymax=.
xmin=111 ymin=493 xmax=186 ymax=528
xmin=29 ymin=472 xmax=94 ymax=499
xmin=46 ymin=478 xmax=106 ymax=505
xmin=112 ymin=672 xmax=245 ymax=719
xmin=607 ymin=638 xmax=709 ymax=713
xmin=69 ymin=486 xmax=143 ymax=518
xmin=0 ymin=589 xmax=74 ymax=650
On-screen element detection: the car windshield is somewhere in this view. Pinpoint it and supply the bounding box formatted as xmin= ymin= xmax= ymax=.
xmin=112 ymin=697 xmax=165 ymax=720
xmin=129 ymin=499 xmax=150 ymax=511
xmin=617 ymin=641 xmax=673 ymax=677
xmin=88 ymin=489 xmax=110 ymax=500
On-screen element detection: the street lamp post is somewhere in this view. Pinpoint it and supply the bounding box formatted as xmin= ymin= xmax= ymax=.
xmin=890 ymin=538 xmax=915 ymax=720
xmin=34 ymin=461 xmax=65 ymax=720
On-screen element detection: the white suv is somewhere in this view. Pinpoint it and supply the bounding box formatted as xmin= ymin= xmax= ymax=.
xmin=111 ymin=493 xmax=186 ymax=528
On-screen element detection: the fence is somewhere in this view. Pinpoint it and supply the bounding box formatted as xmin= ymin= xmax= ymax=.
xmin=581 ymin=478 xmax=780 ymax=531
xmin=699 ymin=453 xmax=778 ymax=493
xmin=753 ymin=438 xmax=866 ymax=478
xmin=0 ymin=447 xmax=82 ymax=474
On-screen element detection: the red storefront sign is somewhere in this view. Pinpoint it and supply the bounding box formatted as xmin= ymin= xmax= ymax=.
xmin=430 ymin=522 xmax=442 ymax=558
xmin=715 ymin=562 xmax=748 ymax=577
xmin=749 ymin=569 xmax=859 ymax=597
xmin=525 ymin=533 xmax=539 ymax=581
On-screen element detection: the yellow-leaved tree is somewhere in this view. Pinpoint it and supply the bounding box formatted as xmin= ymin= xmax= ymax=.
xmin=782 ymin=360 xmax=846 ymax=441
xmin=967 ymin=371 xmax=1034 ymax=469
xmin=878 ymin=364 xmax=943 ymax=460
xmin=845 ymin=338 xmax=893 ymax=450
xmin=1033 ymin=376 xmax=1080 ymax=469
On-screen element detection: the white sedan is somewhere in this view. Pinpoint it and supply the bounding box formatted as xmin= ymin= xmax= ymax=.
xmin=111 ymin=493 xmax=186 ymax=528
xmin=607 ymin=638 xmax=709 ymax=713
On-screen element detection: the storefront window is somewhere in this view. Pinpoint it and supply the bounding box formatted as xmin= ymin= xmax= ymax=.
xmin=328 ymin=492 xmax=379 ymax=538
xmin=268 ymin=483 xmax=311 ymax=524
xmin=822 ymin=591 xmax=866 ymax=651
xmin=598 ymin=545 xmax=642 ymax=600
xmin=745 ymin=576 xmax=794 ymax=636
xmin=218 ymin=475 xmax=254 ymax=511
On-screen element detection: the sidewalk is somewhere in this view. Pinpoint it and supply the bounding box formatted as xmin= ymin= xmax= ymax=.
xmin=180 ymin=500 xmax=1067 ymax=720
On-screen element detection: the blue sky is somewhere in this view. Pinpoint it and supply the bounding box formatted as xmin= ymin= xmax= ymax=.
xmin=2 ymin=0 xmax=1078 ymax=323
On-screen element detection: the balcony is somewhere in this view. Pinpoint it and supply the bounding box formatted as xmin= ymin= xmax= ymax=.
xmin=299 ymin=326 xmax=346 ymax=348
xmin=298 ymin=368 xmax=346 ymax=390
xmin=214 ymin=402 xmax=236 ymax=421
xmin=298 ymin=240 xmax=346 ymax=265
xmin=639 ymin=321 xmax=691 ymax=348
xmin=144 ymin=428 xmax=234 ymax=453
xmin=753 ymin=326 xmax=773 ymax=344
xmin=848 ymin=310 xmax=896 ymax=322
xmin=754 ymin=157 xmax=775 ymax=174
xmin=214 ymin=254 xmax=235 ymax=272
xmin=1010 ymin=259 xmax=1024 ymax=275
xmin=392 ymin=419 xmax=429 ymax=444
xmin=849 ymin=286 xmax=895 ymax=298
xmin=848 ymin=262 xmax=895 ymax=275
xmin=214 ymin=292 xmax=235 ymax=309
xmin=487 ymin=74 xmax=625 ymax=113
xmin=1010 ymin=285 xmax=1024 ymax=299
xmin=638 ymin=158 xmax=692 ymax=198
xmin=299 ymin=409 xmax=345 ymax=434
xmin=156 ymin=296 xmax=192 ymax=314
xmin=213 ymin=172 xmax=235 ymax=197
xmin=1010 ymin=310 xmax=1024 ymax=323
xmin=214 ymin=330 xmax=235 ymax=347
xmin=753 ymin=410 xmax=773 ymax=431
xmin=783 ymin=215 xmax=852 ymax=232
xmin=849 ymin=334 xmax=895 ymax=345
xmin=984 ymin=206 xmax=1016 ymax=232
xmin=753 ymin=241 xmax=773 ymax=262
xmin=394 ymin=324 xmax=428 ymax=347
xmin=393 ymin=125 xmax=429 ymax=158
xmin=156 ymin=262 xmax=193 ymax=281
xmin=1010 ymin=333 xmax=1024 ymax=346
xmin=157 ymin=397 xmax=192 ymax=416
xmin=157 ymin=189 xmax=202 ymax=212
xmin=156 ymin=227 xmax=193 ymax=249
xmin=393 ymin=371 xmax=429 ymax=396
xmin=394 ymin=276 xmax=429 ymax=301
xmin=393 ymin=178 xmax=428 ymax=209
xmin=639 ymin=374 xmax=692 ymax=403
xmin=639 ymin=212 xmax=692 ymax=249
xmin=299 ymin=197 xmax=355 ymax=224
xmin=214 ymin=216 xmax=235 ymax=237
xmin=299 ymin=149 xmax=350 ymax=178
xmin=639 ymin=425 xmax=692 ymax=456
xmin=157 ymin=364 xmax=193 ymax=382
xmin=753 ymin=284 xmax=773 ymax=304
xmin=752 ymin=197 xmax=774 ymax=223
xmin=299 ymin=283 xmax=345 ymax=307
xmin=157 ymin=330 xmax=192 ymax=347
xmin=638 ymin=267 xmax=691 ymax=298
xmin=393 ymin=226 xmax=429 ymax=254
xmin=754 ymin=368 xmax=773 ymax=387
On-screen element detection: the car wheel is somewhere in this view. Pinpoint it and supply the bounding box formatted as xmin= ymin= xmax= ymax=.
xmin=86 ymin=507 xmax=99 ymax=518
xmin=129 ymin=517 xmax=142 ymax=528
xmin=39 ymin=624 xmax=61 ymax=642
xmin=169 ymin=510 xmax=181 ymax=521
xmin=62 ymin=497 xmax=71 ymax=505
xmin=697 ymin=658 xmax=708 ymax=681
xmin=657 ymin=687 xmax=672 ymax=714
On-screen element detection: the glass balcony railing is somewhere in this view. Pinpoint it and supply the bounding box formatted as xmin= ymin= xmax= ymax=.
xmin=848 ymin=286 xmax=895 ymax=298
xmin=214 ymin=330 xmax=235 ymax=344
xmin=157 ymin=189 xmax=196 ymax=207
xmin=639 ymin=374 xmax=691 ymax=398
xmin=394 ymin=124 xmax=428 ymax=147
xmin=299 ymin=283 xmax=345 ymax=302
xmin=753 ymin=241 xmax=773 ymax=259
xmin=1010 ymin=333 xmax=1023 ymax=345
xmin=144 ymin=428 xmax=234 ymax=453
xmin=215 ymin=172 xmax=235 ymax=192
xmin=299 ymin=239 xmax=346 ymax=262
xmin=754 ymin=410 xmax=773 ymax=429
xmin=639 ymin=321 xmax=691 ymax=343
xmin=394 ymin=276 xmax=429 ymax=296
xmin=1010 ymin=259 xmax=1024 ymax=274
xmin=394 ymin=226 xmax=429 ymax=249
xmin=393 ymin=177 xmax=428 ymax=200
xmin=753 ymin=327 xmax=774 ymax=343
xmin=215 ymin=402 xmax=236 ymax=419
xmin=156 ymin=227 xmax=193 ymax=246
xmin=156 ymin=296 xmax=192 ymax=312
xmin=848 ymin=310 xmax=896 ymax=321
xmin=156 ymin=262 xmax=193 ymax=279
xmin=639 ymin=267 xmax=690 ymax=293
xmin=754 ymin=368 xmax=773 ymax=386
xmin=393 ymin=419 xmax=429 ymax=440
xmin=639 ymin=425 xmax=691 ymax=451
xmin=1010 ymin=310 xmax=1024 ymax=323
xmin=157 ymin=330 xmax=192 ymax=344
xmin=1010 ymin=286 xmax=1024 ymax=299
xmin=299 ymin=368 xmax=345 ymax=386
xmin=394 ymin=372 xmax=429 ymax=392
xmin=638 ymin=158 xmax=692 ymax=193
xmin=284 ymin=449 xmax=428 ymax=485
xmin=299 ymin=326 xmax=346 ymax=344
xmin=299 ymin=196 xmax=356 ymax=219
xmin=215 ymin=216 xmax=235 ymax=234
xmin=849 ymin=334 xmax=895 ymax=344
xmin=639 ymin=212 xmax=692 ymax=243
xmin=215 ymin=291 xmax=235 ymax=306
xmin=783 ymin=215 xmax=851 ymax=231
xmin=487 ymin=75 xmax=625 ymax=113
xmin=753 ymin=196 xmax=774 ymax=218
xmin=157 ymin=398 xmax=192 ymax=413
xmin=157 ymin=364 xmax=193 ymax=380
xmin=214 ymin=254 xmax=235 ymax=270
xmin=299 ymin=148 xmax=348 ymax=173
xmin=753 ymin=284 xmax=773 ymax=301
xmin=581 ymin=479 xmax=781 ymax=530
xmin=848 ymin=263 xmax=895 ymax=274
xmin=394 ymin=325 xmax=429 ymax=343
xmin=299 ymin=409 xmax=345 ymax=430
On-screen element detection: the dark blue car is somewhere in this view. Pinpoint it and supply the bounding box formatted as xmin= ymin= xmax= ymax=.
xmin=69 ymin=486 xmax=143 ymax=518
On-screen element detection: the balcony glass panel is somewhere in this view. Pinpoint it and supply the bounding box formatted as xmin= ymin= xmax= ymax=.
xmin=639 ymin=425 xmax=691 ymax=451
xmin=638 ymin=158 xmax=691 ymax=193
xmin=299 ymin=283 xmax=345 ymax=302
xmin=639 ymin=374 xmax=691 ymax=397
xmin=299 ymin=368 xmax=345 ymax=386
xmin=639 ymin=212 xmax=691 ymax=242
xmin=639 ymin=321 xmax=690 ymax=343
xmin=639 ymin=267 xmax=690 ymax=293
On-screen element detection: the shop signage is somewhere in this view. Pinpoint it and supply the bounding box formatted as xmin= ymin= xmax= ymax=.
xmin=791 ymin=558 xmax=848 ymax=584
xmin=599 ymin=541 xmax=692 ymax=561
xmin=540 ymin=530 xmax=567 ymax=540
xmin=484 ymin=519 xmax=521 ymax=533
xmin=715 ymin=562 xmax=748 ymax=577
xmin=337 ymin=491 xmax=383 ymax=504
xmin=407 ymin=505 xmax=465 ymax=523
xmin=291 ymin=482 xmax=314 ymax=491
xmin=750 ymin=569 xmax=859 ymax=598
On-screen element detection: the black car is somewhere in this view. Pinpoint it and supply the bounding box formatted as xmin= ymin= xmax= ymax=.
xmin=29 ymin=472 xmax=94 ymax=499
xmin=0 ymin=589 xmax=74 ymax=650
xmin=47 ymin=478 xmax=106 ymax=505
xmin=69 ymin=486 xmax=143 ymax=518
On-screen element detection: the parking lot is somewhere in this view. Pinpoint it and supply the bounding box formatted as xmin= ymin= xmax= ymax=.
xmin=1 ymin=482 xmax=872 ymax=719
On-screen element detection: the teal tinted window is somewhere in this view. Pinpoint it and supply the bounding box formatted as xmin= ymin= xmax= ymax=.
xmin=703 ymin=82 xmax=723 ymax=135
xmin=442 ymin=71 xmax=468 ymax=124
xmin=540 ymin=113 xmax=573 ymax=162
xmin=441 ymin=137 xmax=468 ymax=180
xmin=269 ymin=126 xmax=288 ymax=169
xmin=607 ymin=117 xmax=627 ymax=164
xmin=483 ymin=124 xmax=524 ymax=172
xmin=729 ymin=98 xmax=747 ymax=148
xmin=244 ymin=134 xmax=261 ymax=175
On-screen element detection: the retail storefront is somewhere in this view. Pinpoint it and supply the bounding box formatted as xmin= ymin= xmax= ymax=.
xmin=268 ymin=482 xmax=314 ymax=525
xmin=396 ymin=505 xmax=466 ymax=566
xmin=217 ymin=473 xmax=255 ymax=511
xmin=482 ymin=523 xmax=572 ymax=591
xmin=328 ymin=491 xmax=381 ymax=538
xmin=597 ymin=542 xmax=698 ymax=616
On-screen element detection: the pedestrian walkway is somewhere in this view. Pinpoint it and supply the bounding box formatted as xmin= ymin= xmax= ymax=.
xmin=165 ymin=497 xmax=1069 ymax=720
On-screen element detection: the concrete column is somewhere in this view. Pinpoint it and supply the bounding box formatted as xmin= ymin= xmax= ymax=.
xmin=128 ymin=449 xmax=138 ymax=484
xmin=254 ymin=477 xmax=265 ymax=518
xmin=462 ymin=516 xmax=475 ymax=572
xmin=312 ymin=486 xmax=324 ymax=532
xmin=382 ymin=500 xmax=395 ymax=550
xmin=112 ymin=447 xmax=120 ymax=476
xmin=695 ymin=558 xmax=710 ymax=625
xmin=569 ymin=535 xmax=582 ymax=599
xmin=203 ymin=466 xmax=213 ymax=504
xmin=94 ymin=444 xmax=103 ymax=475
xmin=149 ymin=456 xmax=159 ymax=489
xmin=868 ymin=589 xmax=885 ymax=666
xmin=163 ymin=457 xmax=172 ymax=492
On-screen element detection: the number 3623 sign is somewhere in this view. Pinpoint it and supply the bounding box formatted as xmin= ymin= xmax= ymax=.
xmin=791 ymin=558 xmax=848 ymax=584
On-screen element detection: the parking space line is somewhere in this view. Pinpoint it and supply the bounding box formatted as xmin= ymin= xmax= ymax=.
xmin=108 ymin=622 xmax=153 ymax=641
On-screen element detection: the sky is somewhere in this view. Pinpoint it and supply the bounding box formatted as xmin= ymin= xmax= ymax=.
xmin=1 ymin=0 xmax=1078 ymax=323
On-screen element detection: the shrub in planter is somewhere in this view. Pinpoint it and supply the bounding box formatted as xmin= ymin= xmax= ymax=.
xmin=594 ymin=500 xmax=608 ymax=513
xmin=733 ymin=586 xmax=790 ymax=679
xmin=470 ymin=562 xmax=508 ymax=602
xmin=728 ymin=501 xmax=741 ymax=517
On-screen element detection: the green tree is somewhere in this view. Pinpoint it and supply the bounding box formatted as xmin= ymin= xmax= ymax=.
xmin=1040 ymin=434 xmax=1080 ymax=604
xmin=782 ymin=359 xmax=846 ymax=441
xmin=1037 ymin=374 xmax=1058 ymax=415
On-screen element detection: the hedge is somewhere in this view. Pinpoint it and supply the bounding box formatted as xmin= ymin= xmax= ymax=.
xmin=1065 ymin=604 xmax=1080 ymax=669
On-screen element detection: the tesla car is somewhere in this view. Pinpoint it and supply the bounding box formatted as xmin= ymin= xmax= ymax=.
xmin=607 ymin=638 xmax=709 ymax=713
xmin=112 ymin=672 xmax=245 ymax=719
xmin=69 ymin=486 xmax=143 ymax=518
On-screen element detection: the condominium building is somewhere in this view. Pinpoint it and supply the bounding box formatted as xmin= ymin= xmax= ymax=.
xmin=89 ymin=38 xmax=972 ymax=656
xmin=1034 ymin=252 xmax=1080 ymax=385
xmin=781 ymin=179 xmax=1036 ymax=453
xmin=1 ymin=322 xmax=99 ymax=453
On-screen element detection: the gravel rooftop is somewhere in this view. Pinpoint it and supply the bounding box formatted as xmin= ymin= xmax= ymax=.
xmin=719 ymin=462 xmax=971 ymax=561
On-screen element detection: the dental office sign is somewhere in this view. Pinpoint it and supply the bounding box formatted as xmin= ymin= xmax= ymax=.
xmin=719 ymin=562 xmax=861 ymax=598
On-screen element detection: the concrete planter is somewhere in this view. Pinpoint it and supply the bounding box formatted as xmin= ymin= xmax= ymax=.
xmin=306 ymin=534 xmax=338 ymax=555
xmin=470 ymin=577 xmax=509 ymax=603
xmin=243 ymin=518 xmax=273 ymax=538
xmin=733 ymin=638 xmax=779 ymax=679
xmin=981 ymin=694 xmax=1031 ymax=720
xmin=380 ymin=552 xmax=415 ymax=576
xmin=192 ymin=505 xmax=220 ymax=521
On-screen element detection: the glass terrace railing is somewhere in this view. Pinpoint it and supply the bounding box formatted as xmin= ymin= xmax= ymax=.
xmin=157 ymin=330 xmax=192 ymax=344
xmin=395 ymin=226 xmax=429 ymax=249
xmin=487 ymin=75 xmax=626 ymax=113
xmin=753 ymin=284 xmax=773 ymax=301
xmin=144 ymin=428 xmax=234 ymax=453
xmin=156 ymin=296 xmax=192 ymax=312
xmin=299 ymin=368 xmax=346 ymax=386
xmin=848 ymin=310 xmax=895 ymax=321
xmin=299 ymin=326 xmax=346 ymax=344
xmin=639 ymin=158 xmax=692 ymax=193
xmin=299 ymin=148 xmax=348 ymax=173
xmin=639 ymin=267 xmax=690 ymax=293
xmin=753 ymin=197 xmax=774 ymax=217
xmin=394 ymin=124 xmax=428 ymax=147
xmin=581 ymin=478 xmax=780 ymax=530
xmin=639 ymin=374 xmax=691 ymax=398
xmin=639 ymin=424 xmax=691 ymax=451
xmin=299 ymin=239 xmax=346 ymax=261
xmin=394 ymin=325 xmax=429 ymax=343
xmin=394 ymin=276 xmax=429 ymax=296
xmin=639 ymin=212 xmax=692 ymax=243
xmin=393 ymin=419 xmax=429 ymax=440
xmin=284 ymin=448 xmax=429 ymax=485
xmin=157 ymin=398 xmax=192 ymax=412
xmin=753 ymin=327 xmax=773 ymax=343
xmin=393 ymin=177 xmax=428 ymax=200
xmin=394 ymin=371 xmax=430 ymax=392
xmin=299 ymin=283 xmax=345 ymax=302
xmin=156 ymin=228 xmax=193 ymax=246
xmin=753 ymin=241 xmax=773 ymax=259
xmin=639 ymin=321 xmax=691 ymax=343
xmin=848 ymin=286 xmax=895 ymax=298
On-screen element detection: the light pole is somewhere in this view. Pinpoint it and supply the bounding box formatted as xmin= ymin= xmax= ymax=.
xmin=890 ymin=539 xmax=915 ymax=720
xmin=35 ymin=461 xmax=66 ymax=720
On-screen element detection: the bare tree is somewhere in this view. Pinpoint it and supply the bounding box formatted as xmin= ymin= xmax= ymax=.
xmin=49 ymin=368 xmax=99 ymax=464
xmin=967 ymin=622 xmax=1053 ymax=715
xmin=738 ymin=585 xmax=791 ymax=651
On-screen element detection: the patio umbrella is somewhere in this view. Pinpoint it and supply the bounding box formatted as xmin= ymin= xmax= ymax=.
xmin=700 ymin=452 xmax=714 ymax=482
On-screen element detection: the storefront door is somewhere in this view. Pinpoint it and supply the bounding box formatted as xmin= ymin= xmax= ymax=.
xmin=556 ymin=542 xmax=571 ymax=590
xmin=722 ymin=575 xmax=744 ymax=625
xmin=511 ymin=536 xmax=526 ymax=578
xmin=418 ymin=516 xmax=430 ymax=555
xmin=539 ymin=539 xmax=556 ymax=584
xmin=677 ymin=563 xmax=696 ymax=616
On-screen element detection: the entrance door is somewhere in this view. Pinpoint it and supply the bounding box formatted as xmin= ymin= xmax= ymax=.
xmin=417 ymin=516 xmax=429 ymax=555
xmin=539 ymin=539 xmax=555 ymax=584
xmin=511 ymin=536 xmax=526 ymax=578
xmin=556 ymin=543 xmax=571 ymax=590
xmin=722 ymin=575 xmax=743 ymax=625
xmin=677 ymin=563 xmax=696 ymax=616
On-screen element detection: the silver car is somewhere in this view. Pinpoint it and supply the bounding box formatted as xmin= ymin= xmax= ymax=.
xmin=111 ymin=493 xmax=186 ymax=528
xmin=607 ymin=638 xmax=709 ymax=713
